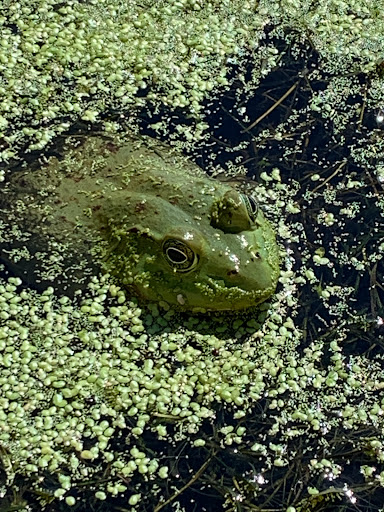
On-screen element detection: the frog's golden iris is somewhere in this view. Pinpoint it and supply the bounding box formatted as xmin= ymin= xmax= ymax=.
xmin=1 ymin=135 xmax=280 ymax=312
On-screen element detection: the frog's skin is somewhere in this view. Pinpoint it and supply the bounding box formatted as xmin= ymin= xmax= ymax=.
xmin=1 ymin=135 xmax=279 ymax=311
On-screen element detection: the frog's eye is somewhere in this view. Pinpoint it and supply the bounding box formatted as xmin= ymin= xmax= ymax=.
xmin=240 ymin=194 xmax=259 ymax=223
xmin=210 ymin=190 xmax=259 ymax=233
xmin=162 ymin=239 xmax=198 ymax=272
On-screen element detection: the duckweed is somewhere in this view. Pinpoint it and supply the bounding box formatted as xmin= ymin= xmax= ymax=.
xmin=1 ymin=0 xmax=384 ymax=510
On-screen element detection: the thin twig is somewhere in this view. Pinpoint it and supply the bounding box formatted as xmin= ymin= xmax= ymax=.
xmin=357 ymin=88 xmax=367 ymax=126
xmin=154 ymin=450 xmax=217 ymax=512
xmin=312 ymin=159 xmax=347 ymax=194
xmin=241 ymin=81 xmax=300 ymax=133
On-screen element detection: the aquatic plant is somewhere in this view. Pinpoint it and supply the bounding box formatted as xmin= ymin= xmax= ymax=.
xmin=0 ymin=0 xmax=384 ymax=511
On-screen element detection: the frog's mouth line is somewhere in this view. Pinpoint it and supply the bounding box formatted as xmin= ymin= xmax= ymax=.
xmin=206 ymin=275 xmax=248 ymax=291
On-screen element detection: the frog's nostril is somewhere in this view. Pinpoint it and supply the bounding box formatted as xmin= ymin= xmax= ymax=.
xmin=249 ymin=252 xmax=261 ymax=262
xmin=227 ymin=269 xmax=239 ymax=277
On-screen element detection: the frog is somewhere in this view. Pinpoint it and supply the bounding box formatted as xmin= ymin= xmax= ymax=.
xmin=0 ymin=134 xmax=280 ymax=312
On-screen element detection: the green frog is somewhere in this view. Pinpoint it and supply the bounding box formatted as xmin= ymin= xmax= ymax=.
xmin=1 ymin=134 xmax=280 ymax=311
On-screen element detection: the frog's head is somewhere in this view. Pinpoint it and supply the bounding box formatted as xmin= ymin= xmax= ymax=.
xmin=105 ymin=185 xmax=280 ymax=312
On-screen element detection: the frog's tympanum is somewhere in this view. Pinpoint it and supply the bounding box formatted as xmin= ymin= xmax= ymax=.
xmin=1 ymin=135 xmax=280 ymax=311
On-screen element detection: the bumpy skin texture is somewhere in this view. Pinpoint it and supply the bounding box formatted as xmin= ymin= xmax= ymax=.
xmin=1 ymin=135 xmax=279 ymax=311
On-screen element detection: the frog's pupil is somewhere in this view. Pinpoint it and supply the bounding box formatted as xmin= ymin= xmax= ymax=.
xmin=241 ymin=194 xmax=258 ymax=222
xmin=167 ymin=247 xmax=187 ymax=263
xmin=248 ymin=195 xmax=258 ymax=215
